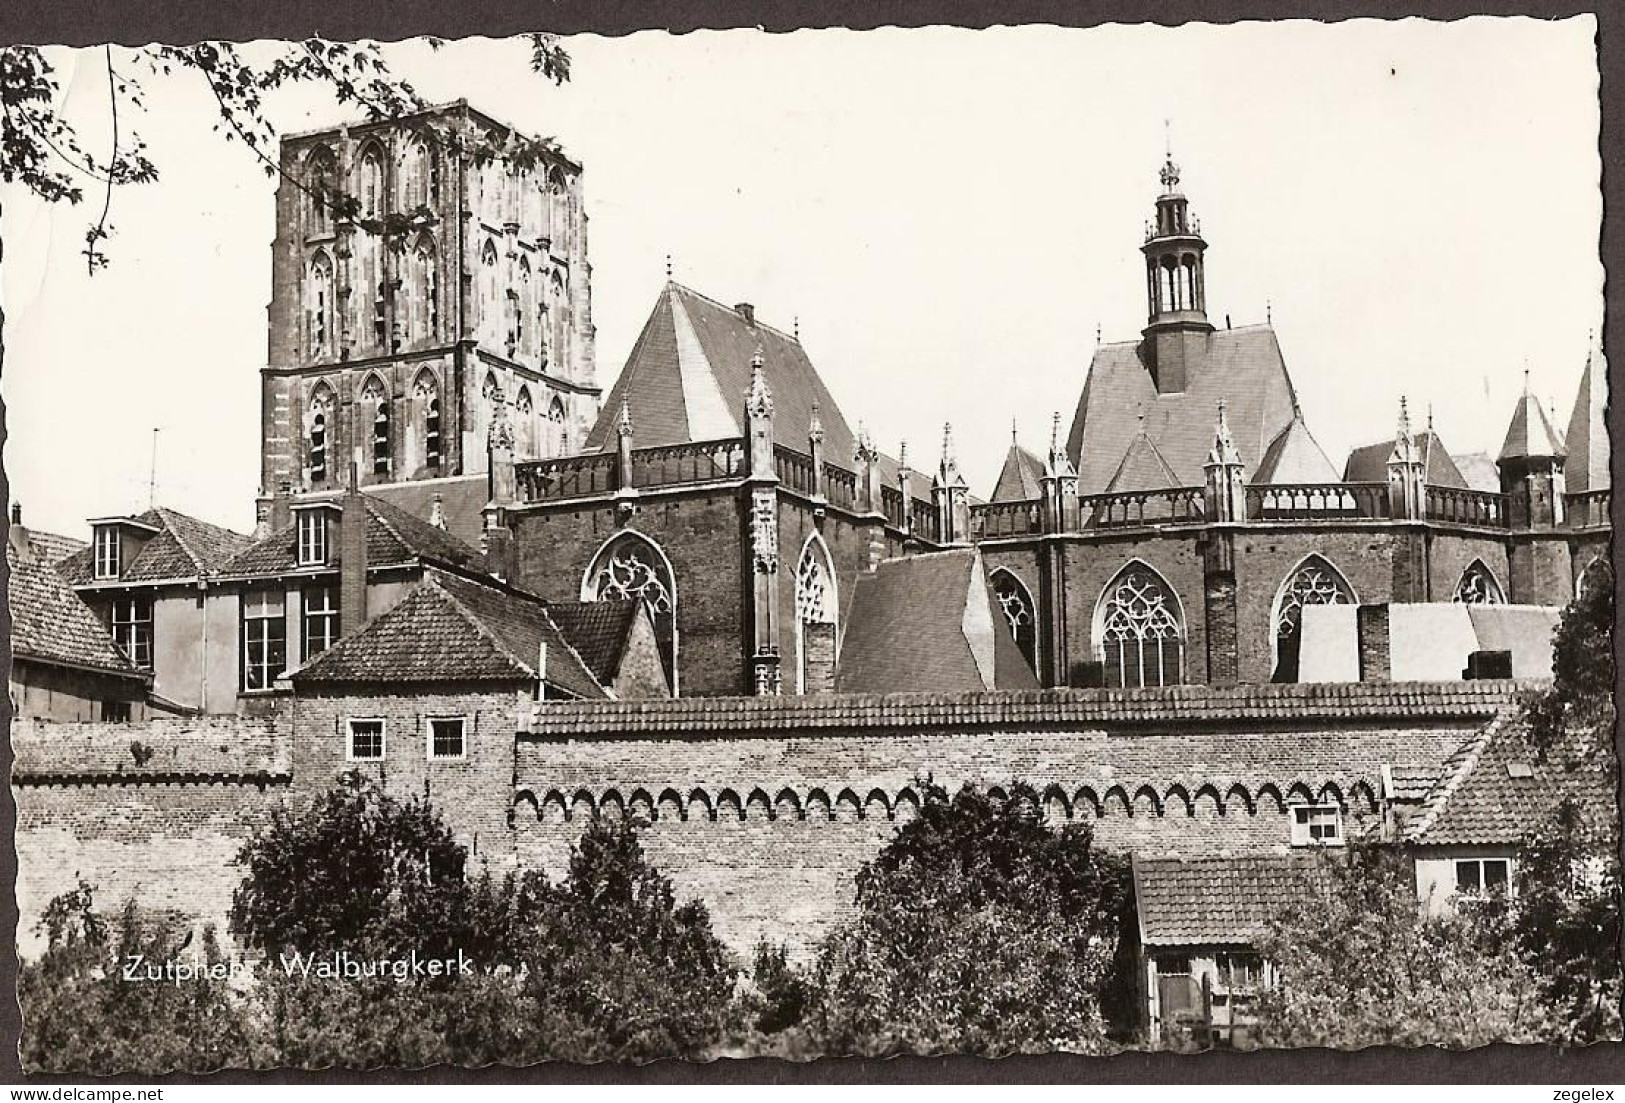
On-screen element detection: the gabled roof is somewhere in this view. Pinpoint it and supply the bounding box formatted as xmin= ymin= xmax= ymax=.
xmin=1104 ymin=431 xmax=1183 ymax=493
xmin=222 ymin=492 xmax=485 ymax=578
xmin=1253 ymin=416 xmax=1340 ymax=485
xmin=1341 ymin=431 xmax=1468 ymax=488
xmin=836 ymin=548 xmax=1040 ymax=694
xmin=1498 ymin=391 xmax=1566 ymax=462
xmin=1133 ymin=854 xmax=1331 ymax=947
xmin=542 ymin=600 xmax=645 ymax=687
xmin=1066 ymin=326 xmax=1300 ymax=496
xmin=25 ymin=529 xmax=88 ymax=567
xmin=1407 ymin=710 xmax=1614 ymax=846
xmin=990 ymin=442 xmax=1047 ymax=503
xmin=1453 ymin=452 xmax=1501 ymax=494
xmin=57 ymin=507 xmax=254 ymax=585
xmin=362 ymin=476 xmax=490 ymax=551
xmin=7 ymin=544 xmax=145 ymax=681
xmin=1564 ymin=342 xmax=1609 ymax=492
xmin=291 ymin=569 xmax=605 ymax=699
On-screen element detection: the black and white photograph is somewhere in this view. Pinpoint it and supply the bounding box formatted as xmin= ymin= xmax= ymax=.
xmin=0 ymin=9 xmax=1618 ymax=1080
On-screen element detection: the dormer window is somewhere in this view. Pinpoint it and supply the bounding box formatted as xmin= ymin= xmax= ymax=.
xmin=297 ymin=510 xmax=328 ymax=566
xmin=93 ymin=526 xmax=120 ymax=579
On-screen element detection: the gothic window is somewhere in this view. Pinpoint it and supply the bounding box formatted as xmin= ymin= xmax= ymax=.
xmin=584 ymin=532 xmax=677 ymax=688
xmin=1453 ymin=560 xmax=1505 ymax=605
xmin=361 ymin=375 xmax=389 ymax=476
xmin=306 ymin=251 xmax=334 ymax=357
xmin=547 ymin=167 xmax=568 ymax=245
xmin=414 ymin=372 xmax=441 ymax=471
xmin=308 ymin=385 xmax=333 ymax=483
xmin=1576 ymin=557 xmax=1611 ymax=601
xmin=481 ymin=239 xmax=501 ymax=339
xmin=794 ymin=537 xmax=838 ymax=695
xmin=517 ymin=256 xmax=532 ymax=350
xmin=1095 ymin=564 xmax=1184 ymax=688
xmin=547 ymin=395 xmax=568 ymax=457
xmin=357 ymin=143 xmax=384 ymax=220
xmin=514 ymin=386 xmax=534 ymax=458
xmin=403 ymin=134 xmax=434 ymax=210
xmin=990 ymin=568 xmax=1038 ymax=672
xmin=1272 ymin=555 xmax=1355 ymax=683
xmin=306 ymin=145 xmax=336 ymax=233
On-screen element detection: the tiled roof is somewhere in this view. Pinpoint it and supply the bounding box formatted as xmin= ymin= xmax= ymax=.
xmin=1564 ymin=342 xmax=1609 ymax=492
xmin=1253 ymin=415 xmax=1340 ymax=484
xmin=1454 ymin=452 xmax=1501 ymax=494
xmin=292 ymin=569 xmax=606 ymax=699
xmin=1498 ymin=392 xmax=1566 ymax=462
xmin=522 ymin=680 xmax=1524 ymax=739
xmin=7 ymin=544 xmax=145 ymax=680
xmin=990 ymin=443 xmax=1046 ymax=502
xmin=57 ymin=507 xmax=253 ymax=585
xmin=1066 ymin=326 xmax=1299 ymax=496
xmin=1104 ymin=431 xmax=1183 ymax=493
xmin=543 ymin=600 xmax=642 ymax=686
xmin=1134 ymin=854 xmax=1331 ymax=946
xmin=222 ymin=492 xmax=486 ymax=578
xmin=11 ymin=715 xmax=287 ymax=782
xmin=363 ymin=476 xmax=490 ymax=550
xmin=836 ymin=549 xmax=1040 ymax=694
xmin=584 ymin=284 xmax=904 ymax=483
xmin=1407 ymin=711 xmax=1614 ymax=846
xmin=25 ymin=529 xmax=88 ymax=567
xmin=1342 ymin=431 xmax=1468 ymax=488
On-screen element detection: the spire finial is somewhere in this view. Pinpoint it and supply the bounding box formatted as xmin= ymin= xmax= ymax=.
xmin=899 ymin=438 xmax=909 ymax=472
xmin=664 ymin=253 xmax=672 ymax=281
xmin=1523 ymin=364 xmax=1531 ymax=396
xmin=793 ymin=315 xmax=800 ymax=341
xmin=809 ymin=399 xmax=824 ymax=444
xmin=1266 ymin=299 xmax=1272 ymax=324
xmin=1050 ymin=410 xmax=1062 ymax=453
xmin=1397 ymin=394 xmax=1412 ymax=439
xmin=746 ymin=346 xmax=772 ymax=417
xmin=1011 ymin=417 xmax=1018 ymax=445
xmin=616 ymin=397 xmax=634 ymax=439
xmin=1095 ymin=321 xmax=1102 ymax=344
xmin=1159 ymin=121 xmax=1180 ymax=192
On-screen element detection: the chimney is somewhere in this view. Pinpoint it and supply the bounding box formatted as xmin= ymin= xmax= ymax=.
xmin=8 ymin=502 xmax=31 ymax=565
xmin=735 ymin=302 xmax=755 ymax=326
xmin=1356 ymin=604 xmax=1391 ymax=683
xmin=339 ymin=458 xmax=369 ymax=637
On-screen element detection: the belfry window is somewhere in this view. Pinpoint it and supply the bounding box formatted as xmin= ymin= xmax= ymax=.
xmin=308 ymin=393 xmax=332 ymax=484
xmin=1096 ymin=565 xmax=1184 ymax=688
xmin=373 ymin=402 xmax=390 ymax=475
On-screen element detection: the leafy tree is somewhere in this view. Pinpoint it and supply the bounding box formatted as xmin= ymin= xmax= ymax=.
xmin=2 ymin=35 xmax=571 ymax=272
xmin=1255 ymin=844 xmax=1558 ymax=1048
xmin=807 ymin=781 xmax=1134 ymax=1057
xmin=19 ymin=882 xmax=255 ymax=1074
xmin=1526 ymin=556 xmax=1615 ymax=764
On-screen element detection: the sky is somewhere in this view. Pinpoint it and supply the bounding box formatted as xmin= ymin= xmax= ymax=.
xmin=1 ymin=18 xmax=1603 ymax=538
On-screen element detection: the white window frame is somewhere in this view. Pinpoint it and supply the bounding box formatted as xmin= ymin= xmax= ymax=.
xmin=301 ymin=585 xmax=340 ymax=660
xmin=93 ymin=526 xmax=120 ymax=580
xmin=426 ymin=716 xmax=468 ymax=761
xmin=1290 ymin=803 xmax=1344 ymax=847
xmin=347 ymin=718 xmax=386 ymax=762
xmin=296 ymin=511 xmax=328 ymax=566
xmin=111 ymin=596 xmax=153 ymax=670
xmin=1454 ymin=857 xmax=1514 ymax=898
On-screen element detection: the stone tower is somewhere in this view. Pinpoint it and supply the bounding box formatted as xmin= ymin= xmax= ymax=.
xmin=1140 ymin=151 xmax=1213 ymax=395
xmin=258 ymin=102 xmax=598 ymax=535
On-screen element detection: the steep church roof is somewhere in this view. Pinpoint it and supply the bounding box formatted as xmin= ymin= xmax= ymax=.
xmin=1253 ymin=415 xmax=1340 ymax=484
xmin=586 ymin=283 xmax=871 ymax=469
xmin=989 ymin=440 xmax=1047 ymax=502
xmin=1342 ymin=431 xmax=1469 ymax=488
xmin=1066 ymin=326 xmax=1300 ymax=496
xmin=1498 ymin=389 xmax=1566 ymax=462
xmin=836 ymin=548 xmax=1040 ymax=694
xmin=1564 ymin=340 xmax=1609 ymax=492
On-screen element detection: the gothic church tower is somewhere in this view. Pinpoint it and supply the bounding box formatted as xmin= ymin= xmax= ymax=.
xmin=260 ymin=102 xmax=598 ymax=538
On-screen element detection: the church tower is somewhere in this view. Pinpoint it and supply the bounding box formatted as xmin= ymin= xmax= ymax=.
xmin=1140 ymin=151 xmax=1214 ymax=394
xmin=259 ymin=102 xmax=598 ymax=540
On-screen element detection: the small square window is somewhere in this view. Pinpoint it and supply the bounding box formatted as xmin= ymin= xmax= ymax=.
xmin=348 ymin=719 xmax=384 ymax=761
xmin=1290 ymin=804 xmax=1343 ymax=847
xmin=428 ymin=717 xmax=465 ymax=761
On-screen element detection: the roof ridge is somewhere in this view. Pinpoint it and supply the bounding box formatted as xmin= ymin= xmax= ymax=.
xmin=151 ymin=507 xmax=208 ymax=575
xmin=669 ymin=282 xmax=800 ymax=345
xmin=427 ymin=568 xmax=604 ymax=694
xmin=423 ymin=571 xmax=537 ymax=678
xmin=1406 ymin=706 xmax=1517 ymax=841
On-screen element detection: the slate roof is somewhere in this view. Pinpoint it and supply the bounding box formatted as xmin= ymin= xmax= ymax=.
xmin=1407 ymin=710 xmax=1615 ymax=846
xmin=1341 ymin=431 xmax=1468 ymax=488
xmin=836 ymin=548 xmax=1040 ymax=694
xmin=522 ymin=680 xmax=1525 ymax=739
xmin=1253 ymin=415 xmax=1340 ymax=484
xmin=222 ymin=492 xmax=485 ymax=578
xmin=291 ymin=569 xmax=605 ymax=699
xmin=1104 ymin=431 xmax=1183 ymax=493
xmin=1066 ymin=326 xmax=1300 ymax=496
xmin=990 ymin=442 xmax=1047 ymax=503
xmin=7 ymin=544 xmax=145 ymax=681
xmin=1134 ymin=854 xmax=1332 ymax=947
xmin=363 ymin=476 xmax=491 ymax=550
xmin=1498 ymin=391 xmax=1566 ymax=462
xmin=584 ymin=283 xmax=903 ymax=484
xmin=542 ymin=600 xmax=644 ymax=687
xmin=58 ymin=507 xmax=253 ymax=585
xmin=1454 ymin=452 xmax=1502 ymax=494
xmin=1564 ymin=342 xmax=1609 ymax=492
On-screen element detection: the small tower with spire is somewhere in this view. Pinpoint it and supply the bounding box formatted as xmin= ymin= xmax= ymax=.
xmin=1386 ymin=397 xmax=1426 ymax=520
xmin=1140 ymin=139 xmax=1214 ymax=395
xmin=1040 ymin=411 xmax=1081 ymax=532
xmin=1496 ymin=375 xmax=1567 ymax=529
xmin=933 ymin=423 xmax=971 ymax=544
xmin=1203 ymin=398 xmax=1247 ymax=523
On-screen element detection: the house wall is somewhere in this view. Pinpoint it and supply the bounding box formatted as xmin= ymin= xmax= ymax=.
xmin=1414 ymin=844 xmax=1518 ymax=916
xmin=9 ymin=660 xmax=148 ymax=722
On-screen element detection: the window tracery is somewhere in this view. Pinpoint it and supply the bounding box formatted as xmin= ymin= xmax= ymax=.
xmin=1272 ymin=556 xmax=1354 ymax=682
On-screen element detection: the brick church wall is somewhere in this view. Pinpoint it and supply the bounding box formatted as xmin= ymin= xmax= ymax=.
xmin=1061 ymin=534 xmax=1208 ymax=684
xmin=1428 ymin=533 xmax=1514 ymax=604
